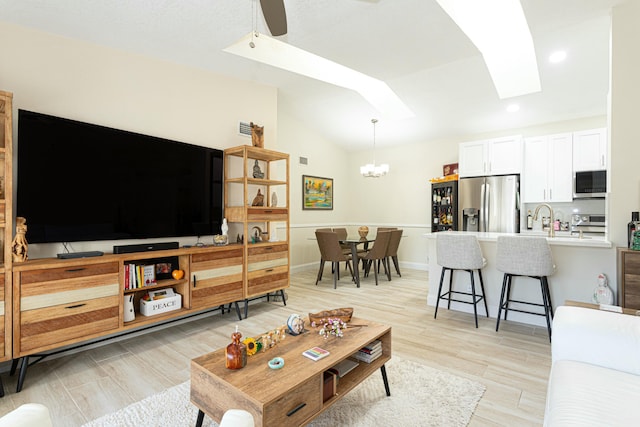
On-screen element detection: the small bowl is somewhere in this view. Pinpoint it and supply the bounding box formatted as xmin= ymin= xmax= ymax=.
xmin=268 ymin=357 xmax=285 ymax=370
xmin=213 ymin=235 xmax=228 ymax=246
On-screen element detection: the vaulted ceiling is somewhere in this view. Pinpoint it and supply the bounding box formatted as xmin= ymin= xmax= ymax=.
xmin=0 ymin=0 xmax=626 ymax=149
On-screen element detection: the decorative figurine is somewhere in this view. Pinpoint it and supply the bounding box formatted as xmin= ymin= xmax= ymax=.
xmin=250 ymin=122 xmax=264 ymax=148
xmin=225 ymin=326 xmax=247 ymax=370
xmin=252 ymin=189 xmax=265 ymax=206
xmin=12 ymin=216 xmax=29 ymax=262
xmin=271 ymin=191 xmax=278 ymax=207
xmin=252 ymin=159 xmax=265 ymax=179
xmin=252 ymin=226 xmax=263 ymax=243
xmin=287 ymin=314 xmax=305 ymax=335
xmin=221 ymin=218 xmax=229 ymax=236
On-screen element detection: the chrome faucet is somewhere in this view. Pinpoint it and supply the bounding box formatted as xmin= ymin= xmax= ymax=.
xmin=533 ymin=203 xmax=555 ymax=237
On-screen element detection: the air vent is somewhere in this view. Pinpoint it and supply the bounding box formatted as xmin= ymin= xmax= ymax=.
xmin=299 ymin=156 xmax=308 ymax=166
xmin=239 ymin=121 xmax=251 ymax=137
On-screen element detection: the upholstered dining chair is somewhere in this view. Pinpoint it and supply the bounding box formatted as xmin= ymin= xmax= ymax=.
xmin=382 ymin=229 xmax=403 ymax=278
xmin=315 ymin=230 xmax=355 ymax=288
xmin=359 ymin=230 xmax=392 ymax=285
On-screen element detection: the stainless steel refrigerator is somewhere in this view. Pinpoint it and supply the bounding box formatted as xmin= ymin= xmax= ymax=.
xmin=458 ymin=175 xmax=520 ymax=233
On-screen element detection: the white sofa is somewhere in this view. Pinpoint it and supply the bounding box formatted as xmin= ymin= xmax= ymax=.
xmin=544 ymin=305 xmax=640 ymax=426
xmin=0 ymin=403 xmax=52 ymax=427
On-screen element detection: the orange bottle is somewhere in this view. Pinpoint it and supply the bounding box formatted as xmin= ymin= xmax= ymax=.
xmin=225 ymin=326 xmax=247 ymax=369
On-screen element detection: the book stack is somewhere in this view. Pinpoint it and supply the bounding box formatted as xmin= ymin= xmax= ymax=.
xmin=352 ymin=339 xmax=383 ymax=363
xmin=124 ymin=264 xmax=156 ymax=290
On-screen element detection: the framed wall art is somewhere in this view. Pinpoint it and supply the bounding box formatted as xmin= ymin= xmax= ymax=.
xmin=303 ymin=175 xmax=333 ymax=210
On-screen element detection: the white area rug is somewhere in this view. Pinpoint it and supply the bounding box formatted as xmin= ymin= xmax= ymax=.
xmin=83 ymin=357 xmax=485 ymax=427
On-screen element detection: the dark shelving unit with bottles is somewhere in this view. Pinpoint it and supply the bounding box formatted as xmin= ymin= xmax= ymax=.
xmin=431 ymin=180 xmax=458 ymax=232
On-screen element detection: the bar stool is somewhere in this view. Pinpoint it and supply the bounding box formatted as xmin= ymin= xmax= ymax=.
xmin=495 ymin=235 xmax=556 ymax=341
xmin=435 ymin=233 xmax=488 ymax=328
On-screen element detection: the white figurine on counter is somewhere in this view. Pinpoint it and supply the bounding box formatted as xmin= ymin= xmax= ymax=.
xmin=592 ymin=273 xmax=613 ymax=305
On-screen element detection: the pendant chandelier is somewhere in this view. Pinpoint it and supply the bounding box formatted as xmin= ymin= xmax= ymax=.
xmin=360 ymin=118 xmax=389 ymax=178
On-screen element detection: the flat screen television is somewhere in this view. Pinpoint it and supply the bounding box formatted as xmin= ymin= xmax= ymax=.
xmin=17 ymin=109 xmax=224 ymax=244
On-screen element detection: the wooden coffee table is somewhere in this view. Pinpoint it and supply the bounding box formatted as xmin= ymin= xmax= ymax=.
xmin=190 ymin=317 xmax=391 ymax=426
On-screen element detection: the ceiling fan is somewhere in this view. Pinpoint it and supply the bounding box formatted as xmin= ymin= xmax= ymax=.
xmin=258 ymin=0 xmax=380 ymax=37
xmin=259 ymin=0 xmax=287 ymax=36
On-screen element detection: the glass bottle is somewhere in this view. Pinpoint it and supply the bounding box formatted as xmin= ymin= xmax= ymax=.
xmin=628 ymin=212 xmax=639 ymax=248
xmin=225 ymin=326 xmax=247 ymax=370
xmin=526 ymin=210 xmax=533 ymax=230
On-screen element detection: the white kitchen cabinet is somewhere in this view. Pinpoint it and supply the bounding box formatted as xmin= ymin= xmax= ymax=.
xmin=522 ymin=133 xmax=573 ymax=203
xmin=573 ymin=128 xmax=607 ymax=171
xmin=459 ymin=135 xmax=523 ymax=177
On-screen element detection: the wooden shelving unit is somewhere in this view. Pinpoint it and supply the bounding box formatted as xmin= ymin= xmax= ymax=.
xmin=0 ymin=90 xmax=13 ymax=367
xmin=224 ymin=145 xmax=290 ymax=303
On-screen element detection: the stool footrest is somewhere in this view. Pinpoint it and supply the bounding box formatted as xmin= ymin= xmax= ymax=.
xmin=500 ymin=300 xmax=547 ymax=317
xmin=439 ymin=290 xmax=485 ymax=305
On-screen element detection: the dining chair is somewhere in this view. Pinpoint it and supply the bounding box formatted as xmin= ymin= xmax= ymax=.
xmin=314 ymin=228 xmax=333 ymax=281
xmin=332 ymin=227 xmax=352 ymax=269
xmin=359 ymin=231 xmax=392 ymax=285
xmin=315 ymin=230 xmax=355 ymax=288
xmin=383 ymin=229 xmax=403 ymax=278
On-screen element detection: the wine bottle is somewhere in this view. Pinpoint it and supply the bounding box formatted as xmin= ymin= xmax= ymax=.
xmin=628 ymin=212 xmax=639 ymax=248
xmin=526 ymin=210 xmax=533 ymax=230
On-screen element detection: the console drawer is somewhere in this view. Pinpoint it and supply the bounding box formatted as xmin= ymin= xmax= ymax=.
xmin=19 ymin=295 xmax=120 ymax=354
xmin=263 ymin=376 xmax=322 ymax=426
xmin=247 ymin=244 xmax=289 ymax=297
xmin=16 ymin=261 xmax=120 ymax=356
xmin=247 ymin=208 xmax=288 ymax=221
xmin=247 ymin=244 xmax=288 ymax=272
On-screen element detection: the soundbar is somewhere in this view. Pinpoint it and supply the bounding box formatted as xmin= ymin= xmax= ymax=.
xmin=57 ymin=251 xmax=104 ymax=259
xmin=113 ymin=241 xmax=179 ymax=254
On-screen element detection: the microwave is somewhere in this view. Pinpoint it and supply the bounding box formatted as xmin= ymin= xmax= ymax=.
xmin=574 ymin=170 xmax=607 ymax=198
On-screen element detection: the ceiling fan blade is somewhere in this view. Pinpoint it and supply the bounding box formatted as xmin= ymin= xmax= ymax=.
xmin=260 ymin=0 xmax=287 ymax=36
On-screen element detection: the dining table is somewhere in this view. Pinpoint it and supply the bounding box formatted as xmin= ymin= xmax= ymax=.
xmin=339 ymin=236 xmax=375 ymax=287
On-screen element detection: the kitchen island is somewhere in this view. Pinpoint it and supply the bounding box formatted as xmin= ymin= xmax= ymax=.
xmin=426 ymin=231 xmax=615 ymax=327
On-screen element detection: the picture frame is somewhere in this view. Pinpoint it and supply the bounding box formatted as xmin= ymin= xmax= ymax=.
xmin=303 ymin=175 xmax=333 ymax=210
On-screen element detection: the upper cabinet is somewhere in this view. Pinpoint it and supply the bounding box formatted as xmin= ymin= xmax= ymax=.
xmin=522 ymin=133 xmax=573 ymax=203
xmin=459 ymin=135 xmax=523 ymax=177
xmin=573 ymin=128 xmax=607 ymax=171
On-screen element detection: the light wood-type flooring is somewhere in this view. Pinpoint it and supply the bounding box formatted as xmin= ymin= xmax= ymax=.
xmin=0 ymin=266 xmax=551 ymax=426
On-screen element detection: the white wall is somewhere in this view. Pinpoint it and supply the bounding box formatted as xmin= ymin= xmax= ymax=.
xmin=0 ymin=22 xmax=277 ymax=258
xmin=276 ymin=108 xmax=352 ymax=268
xmin=610 ymin=2 xmax=640 ymax=248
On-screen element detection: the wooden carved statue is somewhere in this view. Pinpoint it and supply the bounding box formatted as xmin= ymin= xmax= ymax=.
xmin=252 ymin=159 xmax=264 ymax=179
xmin=252 ymin=189 xmax=264 ymax=206
xmin=12 ymin=216 xmax=29 ymax=262
xmin=250 ymin=122 xmax=264 ymax=148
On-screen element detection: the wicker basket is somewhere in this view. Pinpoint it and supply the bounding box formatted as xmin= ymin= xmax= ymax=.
xmin=308 ymin=307 xmax=354 ymax=324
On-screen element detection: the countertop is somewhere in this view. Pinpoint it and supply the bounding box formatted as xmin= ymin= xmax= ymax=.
xmin=424 ymin=230 xmax=612 ymax=248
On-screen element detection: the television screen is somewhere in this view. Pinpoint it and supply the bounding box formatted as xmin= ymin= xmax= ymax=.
xmin=17 ymin=109 xmax=223 ymax=244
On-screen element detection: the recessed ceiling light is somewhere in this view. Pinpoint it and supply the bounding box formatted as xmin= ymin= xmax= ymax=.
xmin=506 ymin=104 xmax=520 ymax=113
xmin=549 ymin=51 xmax=567 ymax=63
